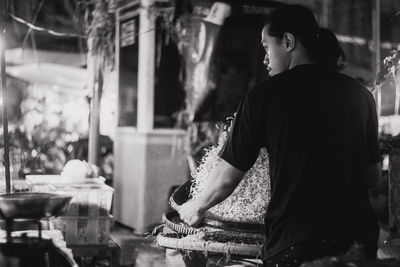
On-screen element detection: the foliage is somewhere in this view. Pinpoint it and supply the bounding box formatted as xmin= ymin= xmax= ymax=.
xmin=1 ymin=88 xmax=114 ymax=180
xmin=2 ymin=127 xmax=69 ymax=176
xmin=41 ymin=0 xmax=116 ymax=69
xmin=383 ymin=49 xmax=400 ymax=78
xmin=85 ymin=0 xmax=116 ymax=70
xmin=5 ymin=88 xmax=85 ymax=175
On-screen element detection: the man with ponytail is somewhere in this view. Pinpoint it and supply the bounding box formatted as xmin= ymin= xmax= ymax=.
xmin=179 ymin=4 xmax=380 ymax=266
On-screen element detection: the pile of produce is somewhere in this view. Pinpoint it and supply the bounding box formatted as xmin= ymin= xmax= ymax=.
xmin=61 ymin=159 xmax=99 ymax=181
xmin=189 ymin=120 xmax=271 ymax=224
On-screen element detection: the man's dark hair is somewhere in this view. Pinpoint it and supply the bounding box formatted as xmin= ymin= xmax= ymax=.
xmin=265 ymin=4 xmax=345 ymax=70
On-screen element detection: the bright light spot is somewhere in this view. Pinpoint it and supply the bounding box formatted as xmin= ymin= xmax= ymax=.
xmin=0 ymin=96 xmax=2 ymax=106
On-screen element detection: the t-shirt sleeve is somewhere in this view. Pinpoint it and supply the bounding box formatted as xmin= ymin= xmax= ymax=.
xmin=219 ymin=93 xmax=262 ymax=172
xmin=365 ymin=91 xmax=380 ymax=165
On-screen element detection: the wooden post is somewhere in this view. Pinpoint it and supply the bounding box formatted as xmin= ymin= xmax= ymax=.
xmin=87 ymin=37 xmax=102 ymax=166
xmin=372 ymin=0 xmax=382 ymax=115
xmin=320 ymin=0 xmax=331 ymax=28
xmin=372 ymin=0 xmax=381 ymax=77
xmin=137 ymin=0 xmax=155 ymax=132
xmin=0 ymin=0 xmax=10 ymax=193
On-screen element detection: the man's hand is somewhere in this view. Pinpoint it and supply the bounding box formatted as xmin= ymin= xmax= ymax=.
xmin=178 ymin=199 xmax=205 ymax=227
xmin=178 ymin=158 xmax=244 ymax=227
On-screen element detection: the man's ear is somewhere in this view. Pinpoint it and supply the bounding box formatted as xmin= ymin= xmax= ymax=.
xmin=283 ymin=32 xmax=295 ymax=52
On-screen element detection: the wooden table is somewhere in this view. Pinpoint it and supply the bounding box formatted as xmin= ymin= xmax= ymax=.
xmin=69 ymin=238 xmax=120 ymax=267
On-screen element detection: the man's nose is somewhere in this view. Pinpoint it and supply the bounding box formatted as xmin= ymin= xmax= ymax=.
xmin=263 ymin=56 xmax=269 ymax=66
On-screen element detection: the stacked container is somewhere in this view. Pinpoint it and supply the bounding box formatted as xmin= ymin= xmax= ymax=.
xmin=26 ymin=175 xmax=114 ymax=246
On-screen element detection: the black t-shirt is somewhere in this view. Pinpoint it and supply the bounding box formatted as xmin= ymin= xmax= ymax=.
xmin=219 ymin=64 xmax=380 ymax=259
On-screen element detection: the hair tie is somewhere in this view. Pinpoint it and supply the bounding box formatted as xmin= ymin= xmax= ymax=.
xmin=315 ymin=28 xmax=321 ymax=39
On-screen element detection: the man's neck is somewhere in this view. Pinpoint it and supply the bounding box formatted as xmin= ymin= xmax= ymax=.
xmin=289 ymin=56 xmax=314 ymax=70
xmin=288 ymin=46 xmax=315 ymax=69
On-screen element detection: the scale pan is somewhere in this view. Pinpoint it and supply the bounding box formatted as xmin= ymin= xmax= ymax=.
xmin=0 ymin=192 xmax=72 ymax=220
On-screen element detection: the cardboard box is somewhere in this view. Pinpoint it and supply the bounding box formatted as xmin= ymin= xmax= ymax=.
xmin=54 ymin=183 xmax=114 ymax=216
xmin=51 ymin=216 xmax=113 ymax=245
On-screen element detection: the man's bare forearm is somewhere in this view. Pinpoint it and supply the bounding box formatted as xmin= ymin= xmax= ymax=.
xmin=179 ymin=158 xmax=245 ymax=226
xmin=194 ymin=158 xmax=244 ymax=213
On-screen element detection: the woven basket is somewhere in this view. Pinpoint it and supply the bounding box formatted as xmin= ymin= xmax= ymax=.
xmin=162 ymin=211 xmax=264 ymax=242
xmin=157 ymin=229 xmax=263 ymax=258
xmin=159 ymin=211 xmax=264 ymax=258
xmin=162 ymin=211 xmax=200 ymax=235
xmin=169 ymin=181 xmax=265 ymax=233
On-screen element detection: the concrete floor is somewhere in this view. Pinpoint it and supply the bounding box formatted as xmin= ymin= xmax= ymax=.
xmin=109 ymin=223 xmax=166 ymax=267
xmin=71 ymin=222 xmax=165 ymax=267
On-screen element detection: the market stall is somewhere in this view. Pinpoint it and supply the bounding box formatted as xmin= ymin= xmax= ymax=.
xmin=0 ymin=159 xmax=117 ymax=265
xmin=0 ymin=3 xmax=118 ymax=266
xmin=0 ymin=0 xmax=78 ymax=264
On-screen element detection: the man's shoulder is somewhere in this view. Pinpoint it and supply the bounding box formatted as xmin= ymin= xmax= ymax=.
xmin=333 ymin=71 xmax=373 ymax=97
xmin=248 ymin=75 xmax=287 ymax=96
